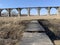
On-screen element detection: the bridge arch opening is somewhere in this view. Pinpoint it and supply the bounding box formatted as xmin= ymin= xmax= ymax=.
xmin=50 ymin=8 xmax=57 ymax=15
xmin=1 ymin=9 xmax=8 ymax=17
xmin=40 ymin=8 xmax=48 ymax=15
xmin=11 ymin=9 xmax=18 ymax=16
xmin=21 ymin=9 xmax=27 ymax=16
xmin=30 ymin=9 xmax=37 ymax=16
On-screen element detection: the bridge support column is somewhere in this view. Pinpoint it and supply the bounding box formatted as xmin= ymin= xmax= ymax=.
xmin=37 ymin=8 xmax=40 ymax=16
xmin=27 ymin=8 xmax=30 ymax=16
xmin=47 ymin=7 xmax=50 ymax=16
xmin=7 ymin=8 xmax=12 ymax=17
xmin=0 ymin=11 xmax=1 ymax=16
xmin=17 ymin=8 xmax=21 ymax=17
xmin=57 ymin=7 xmax=60 ymax=15
xmin=0 ymin=9 xmax=2 ymax=16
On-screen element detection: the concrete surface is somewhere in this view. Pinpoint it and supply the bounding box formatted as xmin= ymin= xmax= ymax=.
xmin=20 ymin=33 xmax=53 ymax=45
xmin=25 ymin=21 xmax=45 ymax=32
xmin=20 ymin=21 xmax=53 ymax=45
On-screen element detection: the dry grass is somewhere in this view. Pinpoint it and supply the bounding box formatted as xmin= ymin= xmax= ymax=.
xmin=0 ymin=17 xmax=30 ymax=45
xmin=40 ymin=19 xmax=60 ymax=38
xmin=47 ymin=19 xmax=60 ymax=38
xmin=39 ymin=19 xmax=60 ymax=45
xmin=54 ymin=40 xmax=60 ymax=45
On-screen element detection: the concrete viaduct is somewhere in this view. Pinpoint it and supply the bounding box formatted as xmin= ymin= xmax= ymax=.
xmin=0 ymin=7 xmax=60 ymax=20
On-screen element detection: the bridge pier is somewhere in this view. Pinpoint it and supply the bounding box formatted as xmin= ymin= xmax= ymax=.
xmin=0 ymin=9 xmax=2 ymax=16
xmin=6 ymin=8 xmax=12 ymax=17
xmin=57 ymin=7 xmax=60 ymax=16
xmin=27 ymin=8 xmax=30 ymax=16
xmin=17 ymin=8 xmax=21 ymax=17
xmin=0 ymin=11 xmax=1 ymax=16
xmin=37 ymin=7 xmax=40 ymax=16
xmin=47 ymin=7 xmax=50 ymax=16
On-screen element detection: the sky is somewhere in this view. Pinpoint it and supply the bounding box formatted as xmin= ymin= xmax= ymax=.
xmin=0 ymin=0 xmax=60 ymax=8
xmin=0 ymin=0 xmax=60 ymax=15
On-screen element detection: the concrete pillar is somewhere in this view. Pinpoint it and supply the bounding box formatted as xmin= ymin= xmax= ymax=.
xmin=27 ymin=8 xmax=30 ymax=16
xmin=47 ymin=7 xmax=50 ymax=15
xmin=0 ymin=9 xmax=2 ymax=16
xmin=57 ymin=7 xmax=60 ymax=15
xmin=37 ymin=7 xmax=40 ymax=16
xmin=7 ymin=8 xmax=12 ymax=17
xmin=0 ymin=11 xmax=1 ymax=16
xmin=17 ymin=8 xmax=21 ymax=17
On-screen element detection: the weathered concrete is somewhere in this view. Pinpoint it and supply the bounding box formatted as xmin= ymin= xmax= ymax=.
xmin=20 ymin=33 xmax=53 ymax=45
xmin=25 ymin=21 xmax=45 ymax=31
xmin=20 ymin=21 xmax=53 ymax=45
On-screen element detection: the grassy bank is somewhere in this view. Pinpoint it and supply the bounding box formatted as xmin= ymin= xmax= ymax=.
xmin=38 ymin=19 xmax=60 ymax=45
xmin=0 ymin=17 xmax=30 ymax=45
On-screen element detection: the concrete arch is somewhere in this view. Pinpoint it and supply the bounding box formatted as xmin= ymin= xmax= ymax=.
xmin=21 ymin=9 xmax=27 ymax=16
xmin=30 ymin=9 xmax=37 ymax=16
xmin=1 ymin=9 xmax=8 ymax=17
xmin=50 ymin=8 xmax=57 ymax=15
xmin=40 ymin=8 xmax=48 ymax=15
xmin=11 ymin=9 xmax=18 ymax=16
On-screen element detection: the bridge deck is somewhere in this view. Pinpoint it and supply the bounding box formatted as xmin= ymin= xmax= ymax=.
xmin=20 ymin=21 xmax=53 ymax=45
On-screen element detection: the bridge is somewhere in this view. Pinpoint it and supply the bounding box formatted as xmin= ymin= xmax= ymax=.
xmin=0 ymin=7 xmax=60 ymax=20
